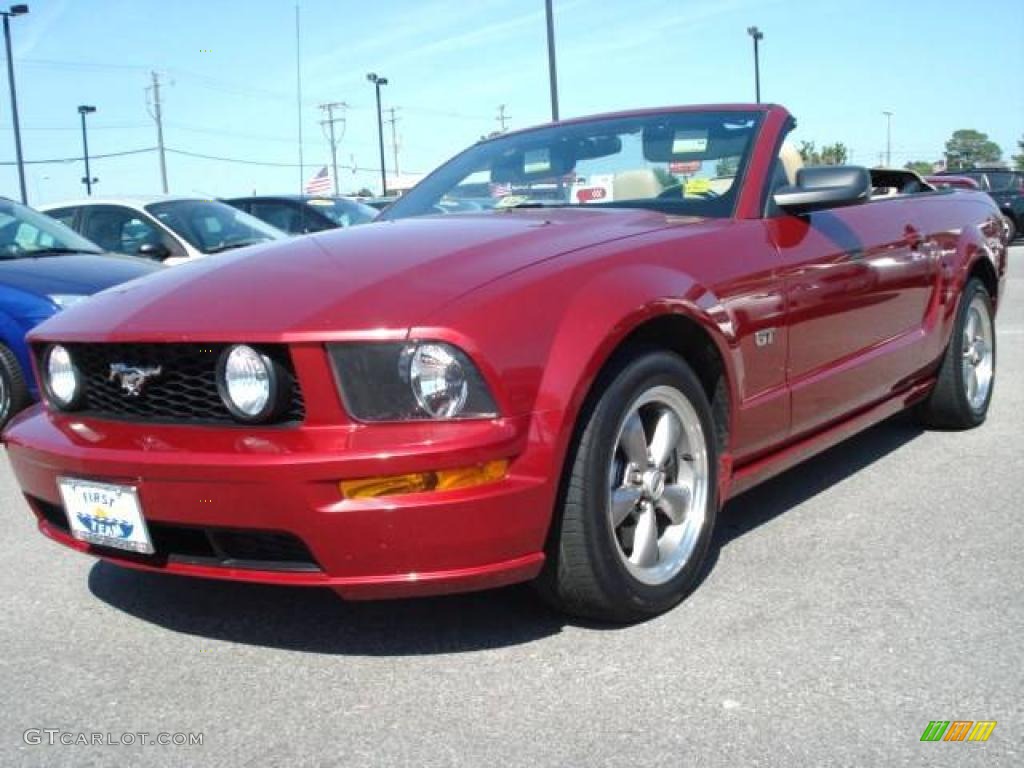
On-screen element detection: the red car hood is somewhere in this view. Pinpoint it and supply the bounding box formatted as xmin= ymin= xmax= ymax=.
xmin=32 ymin=208 xmax=688 ymax=342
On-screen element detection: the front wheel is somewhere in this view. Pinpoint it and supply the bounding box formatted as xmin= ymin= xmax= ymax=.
xmin=538 ymin=351 xmax=718 ymax=622
xmin=917 ymin=278 xmax=995 ymax=429
xmin=0 ymin=344 xmax=30 ymax=430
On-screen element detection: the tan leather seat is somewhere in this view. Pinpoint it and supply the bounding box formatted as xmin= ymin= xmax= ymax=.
xmin=778 ymin=142 xmax=804 ymax=185
xmin=613 ymin=170 xmax=663 ymax=200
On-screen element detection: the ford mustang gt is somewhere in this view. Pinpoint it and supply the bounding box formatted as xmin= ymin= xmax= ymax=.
xmin=2 ymin=104 xmax=1008 ymax=621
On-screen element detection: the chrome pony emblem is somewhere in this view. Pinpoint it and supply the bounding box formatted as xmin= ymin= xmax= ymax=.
xmin=108 ymin=363 xmax=163 ymax=397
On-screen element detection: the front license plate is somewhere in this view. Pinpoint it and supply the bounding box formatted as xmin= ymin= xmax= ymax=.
xmin=57 ymin=477 xmax=154 ymax=555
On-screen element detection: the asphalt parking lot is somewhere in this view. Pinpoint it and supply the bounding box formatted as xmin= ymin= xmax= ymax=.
xmin=1 ymin=246 xmax=1020 ymax=768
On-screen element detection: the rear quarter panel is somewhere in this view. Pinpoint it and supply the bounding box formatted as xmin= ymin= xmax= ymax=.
xmin=912 ymin=190 xmax=1007 ymax=368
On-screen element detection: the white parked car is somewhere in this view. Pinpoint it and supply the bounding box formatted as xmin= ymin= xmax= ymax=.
xmin=40 ymin=196 xmax=285 ymax=266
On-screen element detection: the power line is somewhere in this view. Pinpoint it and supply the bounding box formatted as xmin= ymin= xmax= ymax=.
xmin=165 ymin=147 xmax=301 ymax=167
xmin=0 ymin=122 xmax=150 ymax=131
xmin=164 ymin=146 xmax=421 ymax=173
xmin=0 ymin=147 xmax=156 ymax=165
xmin=496 ymin=104 xmax=510 ymax=132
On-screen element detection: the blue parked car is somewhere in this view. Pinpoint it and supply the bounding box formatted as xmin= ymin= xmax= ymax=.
xmin=0 ymin=197 xmax=163 ymax=427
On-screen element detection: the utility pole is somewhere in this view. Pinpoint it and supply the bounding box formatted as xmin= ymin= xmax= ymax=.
xmin=295 ymin=4 xmax=305 ymax=193
xmin=496 ymin=104 xmax=510 ymax=132
xmin=319 ymin=101 xmax=347 ymax=196
xmin=146 ymin=71 xmax=169 ymax=193
xmin=384 ymin=107 xmax=401 ymax=178
xmin=2 ymin=5 xmax=29 ymax=204
xmin=544 ymin=0 xmax=559 ymax=121
xmin=882 ymin=110 xmax=893 ymax=167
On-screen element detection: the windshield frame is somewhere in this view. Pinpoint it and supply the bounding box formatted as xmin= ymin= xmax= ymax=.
xmin=144 ymin=199 xmax=284 ymax=254
xmin=381 ymin=108 xmax=765 ymax=222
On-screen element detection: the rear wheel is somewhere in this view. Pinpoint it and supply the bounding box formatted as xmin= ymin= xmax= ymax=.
xmin=538 ymin=351 xmax=718 ymax=622
xmin=917 ymin=278 xmax=995 ymax=429
xmin=0 ymin=344 xmax=30 ymax=430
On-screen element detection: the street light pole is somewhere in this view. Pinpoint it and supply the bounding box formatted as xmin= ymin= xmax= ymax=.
xmin=747 ymin=26 xmax=763 ymax=104
xmin=366 ymin=73 xmax=388 ymax=196
xmin=2 ymin=4 xmax=29 ymax=204
xmin=883 ymin=111 xmax=893 ymax=167
xmin=544 ymin=0 xmax=559 ymax=121
xmin=78 ymin=105 xmax=96 ymax=196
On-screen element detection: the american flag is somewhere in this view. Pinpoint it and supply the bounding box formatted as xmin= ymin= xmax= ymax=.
xmin=304 ymin=166 xmax=333 ymax=195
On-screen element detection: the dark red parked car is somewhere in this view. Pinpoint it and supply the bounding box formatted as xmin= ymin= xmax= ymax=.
xmin=3 ymin=105 xmax=1008 ymax=621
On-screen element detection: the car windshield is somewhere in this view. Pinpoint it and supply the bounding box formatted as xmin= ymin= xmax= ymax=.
xmin=305 ymin=198 xmax=377 ymax=227
xmin=0 ymin=199 xmax=103 ymax=258
xmin=145 ymin=199 xmax=284 ymax=254
xmin=382 ymin=110 xmax=763 ymax=221
xmin=983 ymin=171 xmax=1020 ymax=191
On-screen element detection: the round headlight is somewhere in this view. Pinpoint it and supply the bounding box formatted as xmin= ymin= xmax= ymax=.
xmin=45 ymin=344 xmax=81 ymax=409
xmin=409 ymin=343 xmax=469 ymax=418
xmin=217 ymin=345 xmax=275 ymax=421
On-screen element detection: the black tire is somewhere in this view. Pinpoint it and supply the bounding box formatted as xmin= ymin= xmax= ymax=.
xmin=917 ymin=278 xmax=995 ymax=429
xmin=1003 ymin=215 xmax=1017 ymax=244
xmin=0 ymin=343 xmax=30 ymax=430
xmin=537 ymin=350 xmax=719 ymax=622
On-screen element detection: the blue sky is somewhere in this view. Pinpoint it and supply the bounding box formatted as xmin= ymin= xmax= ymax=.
xmin=1 ymin=0 xmax=1022 ymax=205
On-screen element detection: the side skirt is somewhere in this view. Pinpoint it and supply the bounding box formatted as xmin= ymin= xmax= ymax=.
xmin=723 ymin=378 xmax=934 ymax=501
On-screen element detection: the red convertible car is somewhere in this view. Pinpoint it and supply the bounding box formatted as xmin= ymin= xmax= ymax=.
xmin=3 ymin=105 xmax=1008 ymax=621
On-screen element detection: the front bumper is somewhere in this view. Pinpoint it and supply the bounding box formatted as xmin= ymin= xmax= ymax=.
xmin=3 ymin=406 xmax=555 ymax=598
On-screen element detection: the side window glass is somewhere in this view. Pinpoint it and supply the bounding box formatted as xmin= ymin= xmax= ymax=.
xmin=252 ymin=202 xmax=301 ymax=233
xmin=120 ymin=217 xmax=161 ymax=253
xmin=84 ymin=208 xmax=161 ymax=255
xmin=46 ymin=207 xmax=78 ymax=229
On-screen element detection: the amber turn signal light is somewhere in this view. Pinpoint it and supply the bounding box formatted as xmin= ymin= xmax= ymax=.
xmin=340 ymin=460 xmax=509 ymax=499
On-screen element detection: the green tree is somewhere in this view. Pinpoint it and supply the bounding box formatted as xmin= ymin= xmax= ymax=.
xmin=904 ymin=161 xmax=934 ymax=175
xmin=715 ymin=156 xmax=740 ymax=177
xmin=944 ymin=129 xmax=1002 ymax=169
xmin=819 ymin=142 xmax=849 ymax=165
xmin=798 ymin=141 xmax=848 ymax=166
xmin=798 ymin=141 xmax=821 ymax=165
xmin=652 ymin=167 xmax=680 ymax=187
xmin=1014 ymin=135 xmax=1024 ymax=171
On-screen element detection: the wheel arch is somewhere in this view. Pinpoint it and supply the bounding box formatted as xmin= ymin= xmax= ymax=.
xmin=541 ymin=286 xmax=737 ymax=505
xmin=967 ymin=250 xmax=999 ymax=305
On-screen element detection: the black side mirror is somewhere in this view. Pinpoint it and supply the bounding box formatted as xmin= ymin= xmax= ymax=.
xmin=137 ymin=242 xmax=171 ymax=261
xmin=774 ymin=166 xmax=871 ymax=214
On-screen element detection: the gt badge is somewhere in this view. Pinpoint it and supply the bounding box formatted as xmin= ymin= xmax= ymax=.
xmin=754 ymin=328 xmax=776 ymax=347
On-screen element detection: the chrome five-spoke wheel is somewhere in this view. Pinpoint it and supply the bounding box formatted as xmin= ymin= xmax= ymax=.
xmin=961 ymin=293 xmax=994 ymax=412
xmin=917 ymin=277 xmax=995 ymax=430
xmin=609 ymin=385 xmax=709 ymax=585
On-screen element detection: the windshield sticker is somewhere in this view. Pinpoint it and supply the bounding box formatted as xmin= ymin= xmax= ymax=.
xmin=672 ymin=130 xmax=709 ymax=154
xmin=685 ymin=178 xmax=711 ymax=195
xmin=494 ymin=195 xmax=530 ymax=208
xmin=523 ymin=149 xmax=552 ymax=175
xmin=571 ymin=173 xmax=615 ymax=204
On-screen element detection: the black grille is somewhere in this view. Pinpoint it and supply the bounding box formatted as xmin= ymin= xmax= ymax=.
xmin=28 ymin=495 xmax=320 ymax=572
xmin=41 ymin=343 xmax=304 ymax=425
